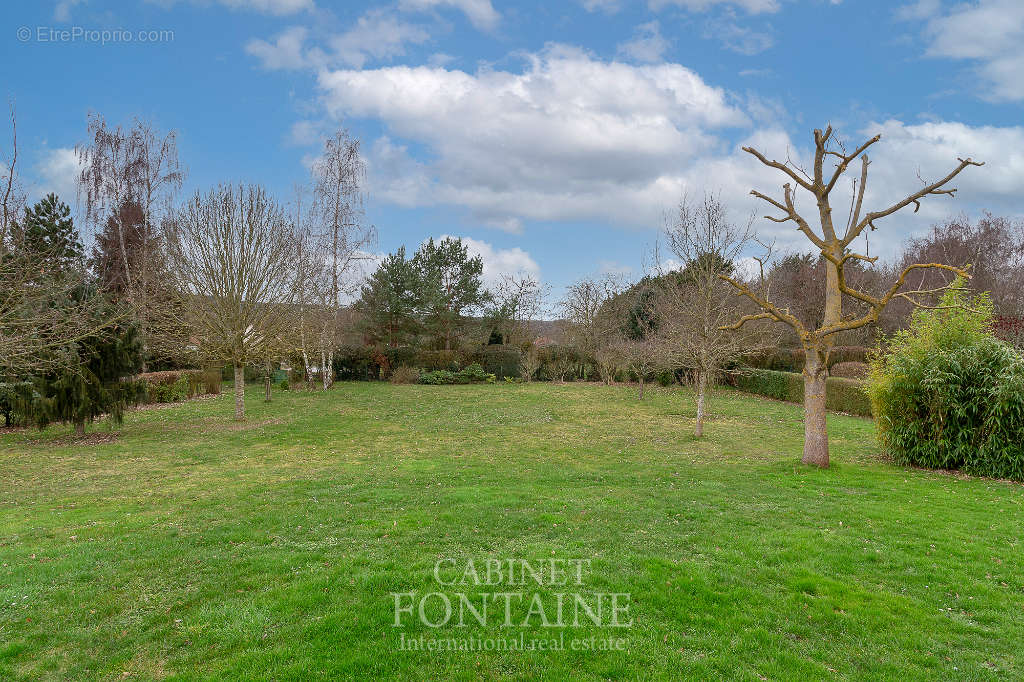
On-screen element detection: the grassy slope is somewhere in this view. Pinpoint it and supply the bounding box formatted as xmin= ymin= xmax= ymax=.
xmin=0 ymin=383 xmax=1022 ymax=680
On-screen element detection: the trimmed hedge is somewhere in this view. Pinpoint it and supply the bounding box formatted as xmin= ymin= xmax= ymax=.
xmin=732 ymin=368 xmax=872 ymax=417
xmin=470 ymin=345 xmax=523 ymax=379
xmin=742 ymin=346 xmax=869 ymax=373
xmin=138 ymin=369 xmax=221 ymax=404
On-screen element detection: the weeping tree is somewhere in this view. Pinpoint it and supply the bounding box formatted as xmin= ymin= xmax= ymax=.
xmin=722 ymin=125 xmax=982 ymax=467
xmin=77 ymin=114 xmax=184 ymax=368
xmin=164 ymin=184 xmax=299 ymax=420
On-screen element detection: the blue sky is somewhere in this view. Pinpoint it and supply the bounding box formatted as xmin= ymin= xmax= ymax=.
xmin=3 ymin=0 xmax=1023 ymax=300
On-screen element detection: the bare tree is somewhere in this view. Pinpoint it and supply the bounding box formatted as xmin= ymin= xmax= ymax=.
xmin=614 ymin=336 xmax=660 ymax=399
xmin=561 ymin=273 xmax=626 ymax=371
xmin=722 ymin=125 xmax=982 ymax=466
xmin=654 ymin=194 xmax=776 ymax=437
xmin=77 ymin=114 xmax=184 ymax=368
xmin=309 ymin=129 xmax=376 ymax=389
xmin=164 ymin=184 xmax=299 ymax=420
xmin=1 ymin=102 xmax=26 ymax=255
xmin=0 ymin=106 xmax=117 ymax=377
xmin=492 ymin=273 xmax=549 ymax=347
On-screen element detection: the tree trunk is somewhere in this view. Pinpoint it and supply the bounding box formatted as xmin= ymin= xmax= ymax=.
xmin=802 ymin=348 xmax=828 ymax=467
xmin=637 ymin=376 xmax=644 ymax=400
xmin=74 ymin=419 xmax=85 ymax=437
xmin=321 ymin=347 xmax=330 ymax=391
xmin=265 ymin=374 xmax=272 ymax=402
xmin=234 ymin=363 xmax=245 ymax=421
xmin=695 ymin=370 xmax=707 ymax=438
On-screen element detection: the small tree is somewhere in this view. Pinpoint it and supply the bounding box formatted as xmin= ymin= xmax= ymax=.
xmin=615 ymin=336 xmax=660 ymax=399
xmin=490 ymin=273 xmax=549 ymax=347
xmin=722 ymin=125 xmax=982 ymax=466
xmin=655 ymin=194 xmax=776 ymax=437
xmin=23 ymin=308 xmax=144 ymax=436
xmin=561 ymin=274 xmax=625 ymax=374
xmin=164 ymin=184 xmax=298 ymax=420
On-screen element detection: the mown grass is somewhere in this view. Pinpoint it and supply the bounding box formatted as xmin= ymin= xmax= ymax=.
xmin=1 ymin=382 xmax=1022 ymax=680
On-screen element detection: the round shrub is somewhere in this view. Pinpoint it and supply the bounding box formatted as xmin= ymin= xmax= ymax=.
xmin=868 ymin=283 xmax=1024 ymax=480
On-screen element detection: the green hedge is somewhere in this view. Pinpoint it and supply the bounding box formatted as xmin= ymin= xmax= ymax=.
xmin=742 ymin=346 xmax=869 ymax=374
xmin=732 ymin=368 xmax=872 ymax=417
xmin=470 ymin=345 xmax=522 ymax=379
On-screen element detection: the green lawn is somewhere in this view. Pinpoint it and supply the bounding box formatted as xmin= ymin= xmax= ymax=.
xmin=1 ymin=382 xmax=1022 ymax=680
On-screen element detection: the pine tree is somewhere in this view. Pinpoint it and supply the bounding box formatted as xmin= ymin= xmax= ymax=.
xmin=12 ymin=193 xmax=84 ymax=271
xmin=356 ymin=247 xmax=421 ymax=348
xmin=412 ymin=237 xmax=489 ymax=350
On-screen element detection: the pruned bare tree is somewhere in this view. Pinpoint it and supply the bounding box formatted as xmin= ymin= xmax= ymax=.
xmin=654 ymin=194 xmax=777 ymax=437
xmin=722 ymin=125 xmax=982 ymax=466
xmin=77 ymin=114 xmax=184 ymax=368
xmin=163 ymin=184 xmax=299 ymax=420
xmin=309 ymin=129 xmax=376 ymax=389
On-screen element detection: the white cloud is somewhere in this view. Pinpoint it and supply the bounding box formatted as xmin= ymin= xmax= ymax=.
xmin=330 ymin=9 xmax=431 ymax=68
xmin=704 ymin=15 xmax=774 ymax=55
xmin=36 ymin=147 xmax=84 ymax=206
xmin=436 ymin=235 xmax=540 ymax=287
xmin=245 ymin=26 xmax=309 ymax=70
xmin=247 ymin=11 xmax=431 ymax=71
xmin=399 ymin=0 xmax=499 ymax=31
xmin=617 ymin=21 xmax=670 ymax=63
xmin=53 ymin=0 xmax=85 ymax=22
xmin=648 ymin=0 xmax=780 ymax=14
xmin=151 ymin=0 xmax=313 ymax=14
xmin=580 ymin=0 xmax=622 ymax=13
xmin=909 ymin=0 xmax=1024 ymax=101
xmin=320 ymin=44 xmax=748 ymax=231
xmin=213 ymin=0 xmax=313 ymax=14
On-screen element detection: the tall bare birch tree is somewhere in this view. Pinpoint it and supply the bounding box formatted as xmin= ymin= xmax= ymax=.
xmin=309 ymin=129 xmax=376 ymax=389
xmin=722 ymin=125 xmax=982 ymax=467
xmin=164 ymin=184 xmax=298 ymax=420
xmin=77 ymin=114 xmax=183 ymax=368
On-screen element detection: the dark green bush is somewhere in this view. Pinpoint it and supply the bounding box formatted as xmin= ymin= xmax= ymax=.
xmin=732 ymin=368 xmax=871 ymax=417
xmin=419 ymin=369 xmax=457 ymax=385
xmin=415 ymin=349 xmax=467 ymax=372
xmin=333 ymin=345 xmax=384 ymax=381
xmin=418 ymin=363 xmax=495 ymax=385
xmin=0 ymin=381 xmax=32 ymax=427
xmin=868 ymin=283 xmax=1024 ymax=480
xmin=277 ymin=378 xmax=289 ymax=391
xmin=384 ymin=346 xmax=418 ymax=372
xmin=471 ymin=345 xmax=522 ymax=379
